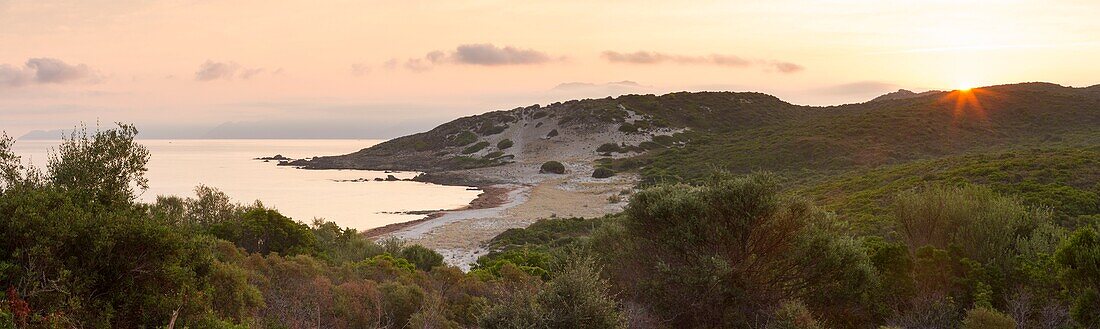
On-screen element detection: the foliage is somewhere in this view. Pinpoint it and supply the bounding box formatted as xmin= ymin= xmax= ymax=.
xmin=766 ymin=300 xmax=823 ymax=329
xmin=1055 ymin=227 xmax=1100 ymax=327
xmin=400 ymin=245 xmax=444 ymax=271
xmin=208 ymin=208 xmax=318 ymax=256
xmin=598 ymin=172 xmax=877 ymax=327
xmin=961 ymin=307 xmax=1017 ymax=329
xmin=540 ymin=161 xmax=566 ymax=174
xmin=462 ymin=141 xmax=490 ymax=154
xmin=546 ymin=129 xmax=559 ymax=138
xmin=497 ymin=139 xmax=514 ymax=149
xmin=596 ymin=143 xmax=622 ymax=153
xmin=448 ymin=131 xmax=478 ymax=146
xmin=592 ymin=167 xmax=615 ymax=179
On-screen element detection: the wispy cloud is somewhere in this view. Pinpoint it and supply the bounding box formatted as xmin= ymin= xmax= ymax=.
xmin=602 ymin=50 xmax=803 ymax=73
xmin=0 ymin=58 xmax=100 ymax=88
xmin=194 ymin=60 xmax=266 ymax=81
xmin=390 ymin=44 xmax=556 ymax=72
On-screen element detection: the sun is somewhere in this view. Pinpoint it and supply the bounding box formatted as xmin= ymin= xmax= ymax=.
xmin=955 ymin=81 xmax=976 ymax=92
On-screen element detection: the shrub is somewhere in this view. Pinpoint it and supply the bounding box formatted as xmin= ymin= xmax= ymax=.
xmin=893 ymin=185 xmax=1047 ymax=270
xmin=600 ymin=172 xmax=877 ymax=327
xmin=961 ymin=307 xmax=1017 ymax=329
xmin=532 ymin=111 xmax=548 ymax=119
xmin=767 ymin=300 xmax=823 ymax=329
xmin=480 ymin=125 xmax=508 ymax=136
xmin=497 ymin=139 xmax=514 ymax=150
xmin=546 ymin=129 xmax=559 ymax=138
xmin=596 ymin=143 xmax=622 ymax=153
xmin=617 ymin=123 xmax=637 ymax=133
xmin=462 ymin=141 xmax=490 ymax=154
xmin=1055 ymin=227 xmax=1100 ymax=327
xmin=449 ymin=131 xmax=478 ymax=146
xmin=209 ymin=208 xmax=318 ymax=256
xmin=540 ymin=161 xmax=565 ymax=174
xmin=592 ymin=168 xmax=615 ymax=179
xmin=638 ymin=141 xmax=663 ymax=150
xmin=400 ymin=245 xmax=444 ymax=271
xmin=537 ymin=256 xmax=624 ymax=329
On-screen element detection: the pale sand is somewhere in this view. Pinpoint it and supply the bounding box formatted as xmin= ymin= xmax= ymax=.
xmin=377 ymin=172 xmax=635 ymax=270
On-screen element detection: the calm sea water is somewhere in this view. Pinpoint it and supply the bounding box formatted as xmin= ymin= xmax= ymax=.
xmin=10 ymin=139 xmax=481 ymax=230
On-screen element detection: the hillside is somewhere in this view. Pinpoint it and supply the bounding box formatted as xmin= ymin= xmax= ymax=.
xmin=301 ymin=82 xmax=1100 ymax=186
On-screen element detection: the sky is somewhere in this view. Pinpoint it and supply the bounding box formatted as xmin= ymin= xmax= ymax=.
xmin=2 ymin=0 xmax=1099 ymax=139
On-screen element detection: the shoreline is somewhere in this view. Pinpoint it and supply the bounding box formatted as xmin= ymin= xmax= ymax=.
xmin=361 ymin=185 xmax=516 ymax=238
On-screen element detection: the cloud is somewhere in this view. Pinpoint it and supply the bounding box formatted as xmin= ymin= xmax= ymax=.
xmin=452 ymin=44 xmax=551 ymax=65
xmin=194 ymin=60 xmax=266 ymax=81
xmin=0 ymin=58 xmax=99 ymax=88
xmin=392 ymin=44 xmax=555 ymax=71
xmin=602 ymin=50 xmax=802 ymax=73
xmin=350 ymin=64 xmax=371 ymax=76
xmin=770 ymin=61 xmax=804 ymax=73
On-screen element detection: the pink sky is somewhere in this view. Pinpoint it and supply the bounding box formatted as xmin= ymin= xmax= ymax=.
xmin=2 ymin=0 xmax=1099 ymax=138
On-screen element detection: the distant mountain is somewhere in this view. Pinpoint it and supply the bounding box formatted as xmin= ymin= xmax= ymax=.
xmin=302 ymin=82 xmax=1100 ymax=185
xmin=869 ymin=89 xmax=943 ymax=102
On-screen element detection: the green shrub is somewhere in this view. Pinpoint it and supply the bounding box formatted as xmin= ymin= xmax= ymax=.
xmin=462 ymin=141 xmax=490 ymax=154
xmin=617 ymin=123 xmax=637 ymax=133
xmin=638 ymin=141 xmax=663 ymax=150
xmin=592 ymin=168 xmax=615 ymax=179
xmin=400 ymin=245 xmax=444 ymax=271
xmin=209 ymin=208 xmax=318 ymax=256
xmin=546 ymin=129 xmax=559 ymax=138
xmin=532 ymin=111 xmax=548 ymax=119
xmin=596 ymin=143 xmax=622 ymax=153
xmin=600 ymin=172 xmax=877 ymax=327
xmin=480 ymin=125 xmax=508 ymax=136
xmin=497 ymin=139 xmax=514 ymax=149
xmin=449 ymin=131 xmax=478 ymax=146
xmin=537 ymin=256 xmax=623 ymax=329
xmin=540 ymin=161 xmax=566 ymax=174
xmin=1055 ymin=227 xmax=1100 ymax=327
xmin=961 ymin=307 xmax=1016 ymax=329
xmin=767 ymin=300 xmax=823 ymax=329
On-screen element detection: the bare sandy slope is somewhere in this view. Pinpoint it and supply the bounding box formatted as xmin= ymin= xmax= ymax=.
xmin=371 ymin=109 xmax=681 ymax=269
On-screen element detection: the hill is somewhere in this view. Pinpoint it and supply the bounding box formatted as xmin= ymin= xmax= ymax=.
xmin=301 ymin=82 xmax=1100 ymax=185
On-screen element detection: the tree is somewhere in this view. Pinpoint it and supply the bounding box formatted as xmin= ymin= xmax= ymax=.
xmin=47 ymin=123 xmax=150 ymax=205
xmin=208 ymin=208 xmax=318 ymax=256
xmin=1055 ymin=227 xmax=1100 ymax=327
xmin=600 ymin=172 xmax=877 ymax=328
xmin=401 ymin=245 xmax=444 ymax=271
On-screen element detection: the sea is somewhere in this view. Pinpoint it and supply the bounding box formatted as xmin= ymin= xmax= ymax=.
xmin=9 ymin=139 xmax=482 ymax=231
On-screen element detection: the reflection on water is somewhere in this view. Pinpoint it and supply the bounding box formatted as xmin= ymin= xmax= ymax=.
xmin=11 ymin=139 xmax=481 ymax=230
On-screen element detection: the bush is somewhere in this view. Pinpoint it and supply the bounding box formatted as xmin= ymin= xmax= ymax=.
xmin=1055 ymin=227 xmax=1100 ymax=327
xmin=600 ymin=172 xmax=877 ymax=327
xmin=540 ymin=161 xmax=566 ymax=174
xmin=546 ymin=129 xmax=559 ymax=138
xmin=961 ymin=307 xmax=1016 ymax=329
xmin=449 ymin=131 xmax=478 ymax=146
xmin=592 ymin=168 xmax=615 ymax=179
xmin=400 ymin=245 xmax=444 ymax=271
xmin=893 ymin=185 xmax=1046 ymax=270
xmin=537 ymin=256 xmax=623 ymax=329
xmin=596 ymin=143 xmax=622 ymax=153
xmin=497 ymin=139 xmax=514 ymax=150
xmin=462 ymin=141 xmax=490 ymax=154
xmin=209 ymin=208 xmax=318 ymax=256
xmin=767 ymin=300 xmax=823 ymax=329
xmin=617 ymin=123 xmax=637 ymax=133
xmin=484 ymin=151 xmax=505 ymax=159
